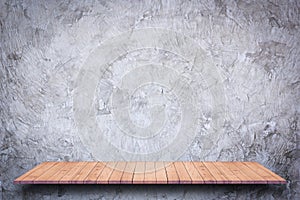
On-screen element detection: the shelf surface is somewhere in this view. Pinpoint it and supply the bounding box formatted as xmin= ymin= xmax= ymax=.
xmin=14 ymin=161 xmax=286 ymax=184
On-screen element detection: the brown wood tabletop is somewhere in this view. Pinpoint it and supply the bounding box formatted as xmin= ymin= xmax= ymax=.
xmin=14 ymin=161 xmax=287 ymax=184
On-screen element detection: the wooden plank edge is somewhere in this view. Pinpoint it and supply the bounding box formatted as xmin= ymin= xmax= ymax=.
xmin=252 ymin=162 xmax=287 ymax=184
xmin=13 ymin=162 xmax=56 ymax=184
xmin=243 ymin=162 xmax=287 ymax=184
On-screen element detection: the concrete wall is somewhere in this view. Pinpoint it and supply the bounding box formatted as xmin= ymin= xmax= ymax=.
xmin=0 ymin=0 xmax=299 ymax=199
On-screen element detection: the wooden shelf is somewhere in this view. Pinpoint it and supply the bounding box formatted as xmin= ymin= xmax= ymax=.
xmin=14 ymin=161 xmax=286 ymax=184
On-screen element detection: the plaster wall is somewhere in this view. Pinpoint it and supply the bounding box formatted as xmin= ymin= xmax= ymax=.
xmin=0 ymin=0 xmax=299 ymax=199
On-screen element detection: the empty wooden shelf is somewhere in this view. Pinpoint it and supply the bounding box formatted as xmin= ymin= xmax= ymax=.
xmin=14 ymin=161 xmax=286 ymax=184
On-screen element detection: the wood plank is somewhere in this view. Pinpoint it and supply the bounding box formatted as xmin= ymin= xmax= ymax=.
xmin=193 ymin=162 xmax=216 ymax=184
xmin=45 ymin=162 xmax=78 ymax=184
xmin=183 ymin=162 xmax=204 ymax=184
xmin=72 ymin=162 xmax=98 ymax=184
xmin=144 ymin=162 xmax=156 ymax=184
xmin=243 ymin=162 xmax=286 ymax=184
xmin=109 ymin=162 xmax=127 ymax=184
xmin=234 ymin=162 xmax=268 ymax=184
xmin=14 ymin=162 xmax=57 ymax=184
xmin=97 ymin=162 xmax=117 ymax=184
xmin=59 ymin=162 xmax=88 ymax=184
xmin=213 ymin=162 xmax=241 ymax=184
xmin=155 ymin=162 xmax=168 ymax=184
xmin=174 ymin=162 xmax=192 ymax=184
xmin=120 ymin=162 xmax=136 ymax=184
xmin=165 ymin=162 xmax=179 ymax=184
xmin=203 ymin=162 xmax=229 ymax=184
xmin=133 ymin=162 xmax=145 ymax=184
xmin=223 ymin=162 xmax=256 ymax=184
xmin=33 ymin=162 xmax=69 ymax=184
xmin=85 ymin=162 xmax=106 ymax=184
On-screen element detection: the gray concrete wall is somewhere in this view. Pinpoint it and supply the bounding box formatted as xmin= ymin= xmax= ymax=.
xmin=0 ymin=0 xmax=299 ymax=199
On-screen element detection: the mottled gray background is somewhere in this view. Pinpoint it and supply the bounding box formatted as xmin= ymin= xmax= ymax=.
xmin=0 ymin=0 xmax=299 ymax=199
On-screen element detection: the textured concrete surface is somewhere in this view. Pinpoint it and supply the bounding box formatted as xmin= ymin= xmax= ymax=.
xmin=0 ymin=0 xmax=299 ymax=199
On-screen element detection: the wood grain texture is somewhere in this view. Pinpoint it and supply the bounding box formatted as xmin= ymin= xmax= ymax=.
xmin=234 ymin=162 xmax=269 ymax=184
xmin=97 ymin=162 xmax=117 ymax=184
xmin=144 ymin=162 xmax=156 ymax=184
xmin=213 ymin=162 xmax=241 ymax=184
xmin=203 ymin=162 xmax=229 ymax=184
xmin=165 ymin=162 xmax=179 ymax=184
xmin=72 ymin=162 xmax=98 ymax=184
xmin=14 ymin=161 xmax=286 ymax=184
xmin=242 ymin=162 xmax=286 ymax=184
xmin=183 ymin=162 xmax=204 ymax=184
xmin=60 ymin=162 xmax=88 ymax=184
xmin=14 ymin=162 xmax=57 ymax=184
xmin=85 ymin=162 xmax=106 ymax=184
xmin=33 ymin=162 xmax=68 ymax=184
xmin=120 ymin=162 xmax=136 ymax=184
xmin=193 ymin=162 xmax=216 ymax=184
xmin=174 ymin=162 xmax=192 ymax=184
xmin=221 ymin=162 xmax=254 ymax=184
xmin=155 ymin=162 xmax=168 ymax=184
xmin=46 ymin=162 xmax=77 ymax=184
xmin=133 ymin=162 xmax=145 ymax=184
xmin=109 ymin=162 xmax=127 ymax=184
